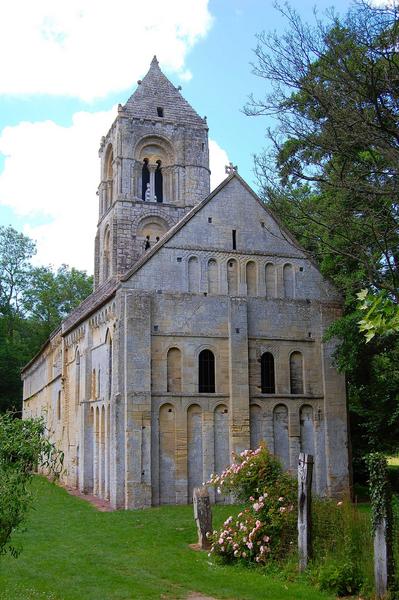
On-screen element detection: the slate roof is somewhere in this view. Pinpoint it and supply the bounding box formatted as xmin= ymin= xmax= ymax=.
xmin=123 ymin=56 xmax=206 ymax=127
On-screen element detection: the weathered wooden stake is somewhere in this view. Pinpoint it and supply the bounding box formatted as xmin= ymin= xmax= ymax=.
xmin=367 ymin=453 xmax=395 ymax=599
xmin=374 ymin=516 xmax=392 ymax=599
xmin=193 ymin=486 xmax=212 ymax=550
xmin=298 ymin=452 xmax=313 ymax=572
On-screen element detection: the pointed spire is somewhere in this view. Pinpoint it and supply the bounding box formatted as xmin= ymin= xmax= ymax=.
xmin=123 ymin=57 xmax=205 ymax=127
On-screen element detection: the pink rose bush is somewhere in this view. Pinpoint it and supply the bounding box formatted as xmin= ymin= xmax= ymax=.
xmin=208 ymin=444 xmax=297 ymax=564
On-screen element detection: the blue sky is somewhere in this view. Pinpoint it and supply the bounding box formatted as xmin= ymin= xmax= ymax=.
xmin=0 ymin=0 xmax=359 ymax=272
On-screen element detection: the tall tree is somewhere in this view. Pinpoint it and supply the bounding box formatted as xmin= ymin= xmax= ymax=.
xmin=245 ymin=0 xmax=399 ymax=298
xmin=245 ymin=1 xmax=399 ymax=476
xmin=0 ymin=226 xmax=36 ymax=329
xmin=0 ymin=226 xmax=93 ymax=413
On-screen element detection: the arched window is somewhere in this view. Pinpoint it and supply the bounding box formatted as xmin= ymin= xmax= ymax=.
xmin=136 ymin=216 xmax=168 ymax=255
xmin=246 ymin=261 xmax=257 ymax=296
xmin=91 ymin=369 xmax=97 ymax=399
xmin=227 ymin=259 xmax=238 ymax=295
xmin=188 ymin=256 xmax=200 ymax=293
xmin=142 ymin=158 xmax=150 ymax=200
xmin=290 ymin=351 xmax=304 ymax=394
xmin=57 ymin=390 xmax=61 ymax=421
xmin=155 ymin=160 xmax=163 ymax=202
xmin=208 ymin=259 xmax=218 ymax=294
xmin=261 ymin=352 xmax=275 ymax=393
xmin=198 ymin=349 xmax=215 ymax=393
xmin=283 ymin=264 xmax=295 ymax=298
xmin=103 ymin=227 xmax=111 ymax=280
xmin=265 ymin=263 xmax=276 ymax=298
xmin=104 ymin=145 xmax=113 ymax=209
xmin=167 ymin=347 xmax=182 ymax=393
xmin=106 ymin=331 xmax=112 ymax=401
xmin=75 ymin=351 xmax=80 ymax=408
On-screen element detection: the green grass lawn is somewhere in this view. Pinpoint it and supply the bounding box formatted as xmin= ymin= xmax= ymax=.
xmin=0 ymin=477 xmax=335 ymax=600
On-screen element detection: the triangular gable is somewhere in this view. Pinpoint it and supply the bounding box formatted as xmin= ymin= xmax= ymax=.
xmin=121 ymin=173 xmax=318 ymax=282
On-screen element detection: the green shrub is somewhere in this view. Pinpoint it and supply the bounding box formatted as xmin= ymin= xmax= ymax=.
xmin=208 ymin=444 xmax=292 ymax=502
xmin=0 ymin=414 xmax=63 ymax=558
xmin=316 ymin=560 xmax=363 ymax=596
xmin=208 ymin=445 xmax=297 ymax=563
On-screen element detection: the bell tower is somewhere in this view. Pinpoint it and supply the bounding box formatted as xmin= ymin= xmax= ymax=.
xmin=94 ymin=56 xmax=210 ymax=289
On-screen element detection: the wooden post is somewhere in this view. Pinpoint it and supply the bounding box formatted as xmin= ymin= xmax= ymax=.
xmin=374 ymin=516 xmax=392 ymax=599
xmin=372 ymin=470 xmax=395 ymax=598
xmin=298 ymin=452 xmax=313 ymax=571
xmin=193 ymin=486 xmax=212 ymax=550
xmin=367 ymin=453 xmax=396 ymax=599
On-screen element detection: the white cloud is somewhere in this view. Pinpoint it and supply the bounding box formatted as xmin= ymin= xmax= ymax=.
xmin=209 ymin=139 xmax=230 ymax=190
xmin=0 ymin=112 xmax=229 ymax=273
xmin=0 ymin=0 xmax=212 ymax=100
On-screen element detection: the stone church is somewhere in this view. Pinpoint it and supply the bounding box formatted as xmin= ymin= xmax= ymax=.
xmin=22 ymin=57 xmax=350 ymax=509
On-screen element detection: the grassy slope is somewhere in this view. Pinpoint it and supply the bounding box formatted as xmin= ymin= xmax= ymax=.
xmin=0 ymin=477 xmax=334 ymax=600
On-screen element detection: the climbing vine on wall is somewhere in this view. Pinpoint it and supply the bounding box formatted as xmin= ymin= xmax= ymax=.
xmin=366 ymin=452 xmax=391 ymax=531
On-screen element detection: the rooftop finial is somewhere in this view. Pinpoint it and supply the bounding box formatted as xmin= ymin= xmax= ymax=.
xmin=151 ymin=55 xmax=159 ymax=66
xmin=225 ymin=162 xmax=238 ymax=175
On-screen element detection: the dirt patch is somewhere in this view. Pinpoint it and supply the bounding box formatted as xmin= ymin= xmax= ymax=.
xmin=63 ymin=485 xmax=114 ymax=511
xmin=186 ymin=595 xmax=219 ymax=600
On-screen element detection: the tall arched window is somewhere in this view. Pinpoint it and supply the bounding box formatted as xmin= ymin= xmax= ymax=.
xmin=106 ymin=331 xmax=112 ymax=401
xmin=104 ymin=145 xmax=113 ymax=209
xmin=265 ymin=263 xmax=276 ymax=298
xmin=57 ymin=391 xmax=61 ymax=421
xmin=188 ymin=256 xmax=200 ymax=293
xmin=290 ymin=351 xmax=304 ymax=394
xmin=91 ymin=369 xmax=97 ymax=399
xmin=155 ymin=160 xmax=163 ymax=202
xmin=142 ymin=158 xmax=150 ymax=200
xmin=208 ymin=259 xmax=218 ymax=294
xmin=198 ymin=349 xmax=215 ymax=393
xmin=283 ymin=263 xmax=295 ymax=298
xmin=75 ymin=351 xmax=80 ymax=408
xmin=261 ymin=352 xmax=275 ymax=393
xmin=227 ymin=259 xmax=238 ymax=295
xmin=246 ymin=261 xmax=257 ymax=296
xmin=167 ymin=347 xmax=182 ymax=393
xmin=103 ymin=227 xmax=111 ymax=280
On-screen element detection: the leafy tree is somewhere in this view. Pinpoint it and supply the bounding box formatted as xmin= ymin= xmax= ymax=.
xmin=0 ymin=226 xmax=36 ymax=329
xmin=0 ymin=414 xmax=63 ymax=557
xmin=358 ymin=289 xmax=399 ymax=341
xmin=246 ymin=1 xmax=399 ymax=297
xmin=245 ymin=1 xmax=399 ymax=477
xmin=0 ymin=226 xmax=93 ymax=413
xmin=23 ymin=264 xmax=94 ymax=338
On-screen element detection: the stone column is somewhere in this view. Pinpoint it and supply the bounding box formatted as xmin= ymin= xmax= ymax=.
xmin=124 ymin=291 xmax=152 ymax=509
xmin=109 ymin=294 xmax=125 ymax=509
xmin=203 ymin=408 xmax=215 ymax=504
xmin=175 ymin=402 xmax=188 ymax=504
xmin=105 ymin=404 xmax=110 ymax=500
xmin=320 ymin=304 xmax=350 ymax=497
xmin=148 ymin=163 xmax=157 ymax=202
xmin=228 ymin=297 xmax=250 ymax=455
xmin=289 ymin=404 xmax=301 ymax=474
xmin=79 ymin=401 xmax=93 ymax=494
xmin=93 ymin=406 xmax=99 ymax=496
